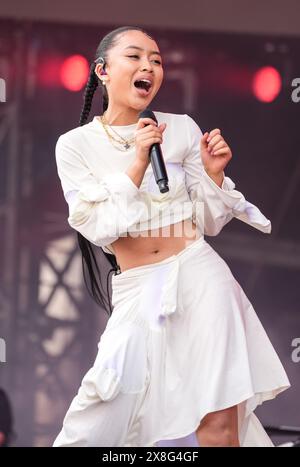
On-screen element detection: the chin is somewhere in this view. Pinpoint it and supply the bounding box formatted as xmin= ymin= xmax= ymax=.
xmin=132 ymin=100 xmax=154 ymax=110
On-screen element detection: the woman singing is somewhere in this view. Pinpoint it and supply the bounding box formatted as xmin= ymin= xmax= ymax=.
xmin=53 ymin=26 xmax=290 ymax=447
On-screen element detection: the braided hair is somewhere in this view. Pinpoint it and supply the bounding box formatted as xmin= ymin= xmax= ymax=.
xmin=78 ymin=26 xmax=154 ymax=316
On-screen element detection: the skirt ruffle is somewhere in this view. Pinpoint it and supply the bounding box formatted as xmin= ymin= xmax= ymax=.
xmin=53 ymin=236 xmax=290 ymax=447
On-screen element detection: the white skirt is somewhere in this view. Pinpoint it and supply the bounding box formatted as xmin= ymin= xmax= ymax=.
xmin=53 ymin=236 xmax=290 ymax=447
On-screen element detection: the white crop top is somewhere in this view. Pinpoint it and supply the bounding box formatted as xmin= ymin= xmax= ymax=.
xmin=55 ymin=110 xmax=271 ymax=255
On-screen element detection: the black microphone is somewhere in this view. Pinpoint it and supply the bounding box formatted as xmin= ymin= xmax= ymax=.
xmin=138 ymin=108 xmax=169 ymax=193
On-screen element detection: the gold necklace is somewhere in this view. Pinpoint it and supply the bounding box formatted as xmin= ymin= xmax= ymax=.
xmin=102 ymin=112 xmax=136 ymax=142
xmin=100 ymin=113 xmax=136 ymax=151
xmin=102 ymin=113 xmax=136 ymax=149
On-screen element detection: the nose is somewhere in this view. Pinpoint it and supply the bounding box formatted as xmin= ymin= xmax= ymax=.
xmin=140 ymin=58 xmax=154 ymax=72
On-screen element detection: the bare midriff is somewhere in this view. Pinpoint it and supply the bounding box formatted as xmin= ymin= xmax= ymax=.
xmin=111 ymin=218 xmax=201 ymax=272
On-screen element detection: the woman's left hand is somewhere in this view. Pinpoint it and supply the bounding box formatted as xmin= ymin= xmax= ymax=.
xmin=200 ymin=128 xmax=232 ymax=176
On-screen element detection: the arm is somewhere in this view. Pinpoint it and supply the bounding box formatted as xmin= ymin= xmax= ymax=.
xmin=204 ymin=170 xmax=225 ymax=188
xmin=182 ymin=114 xmax=272 ymax=236
xmin=55 ymin=135 xmax=148 ymax=247
xmin=125 ymin=159 xmax=149 ymax=189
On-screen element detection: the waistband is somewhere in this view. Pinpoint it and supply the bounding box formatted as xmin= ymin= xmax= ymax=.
xmin=112 ymin=235 xmax=205 ymax=320
xmin=111 ymin=235 xmax=206 ymax=321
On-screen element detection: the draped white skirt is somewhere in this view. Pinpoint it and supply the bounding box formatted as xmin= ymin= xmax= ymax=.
xmin=53 ymin=236 xmax=290 ymax=447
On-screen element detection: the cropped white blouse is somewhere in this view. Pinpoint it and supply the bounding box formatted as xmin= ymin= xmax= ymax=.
xmin=55 ymin=110 xmax=271 ymax=254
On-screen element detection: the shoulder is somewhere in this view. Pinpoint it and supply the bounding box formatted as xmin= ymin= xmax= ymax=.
xmin=154 ymin=110 xmax=202 ymax=133
xmin=55 ymin=119 xmax=98 ymax=163
xmin=153 ymin=110 xmax=186 ymax=126
xmin=56 ymin=121 xmax=91 ymax=146
xmin=154 ymin=111 xmax=203 ymax=149
xmin=55 ymin=122 xmax=92 ymax=170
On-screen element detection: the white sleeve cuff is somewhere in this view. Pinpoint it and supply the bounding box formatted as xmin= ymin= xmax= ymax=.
xmin=201 ymin=168 xmax=272 ymax=234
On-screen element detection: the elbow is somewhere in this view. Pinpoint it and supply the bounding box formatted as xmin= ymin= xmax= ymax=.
xmin=68 ymin=220 xmax=103 ymax=247
xmin=67 ymin=199 xmax=115 ymax=247
xmin=68 ymin=216 xmax=117 ymax=248
xmin=203 ymin=212 xmax=233 ymax=236
xmin=204 ymin=225 xmax=223 ymax=236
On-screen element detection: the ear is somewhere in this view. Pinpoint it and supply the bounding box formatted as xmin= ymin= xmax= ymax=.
xmin=94 ymin=63 xmax=104 ymax=79
xmin=0 ymin=431 xmax=6 ymax=446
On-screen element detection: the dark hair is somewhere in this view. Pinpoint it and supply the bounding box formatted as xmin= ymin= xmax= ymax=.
xmin=0 ymin=388 xmax=14 ymax=447
xmin=78 ymin=26 xmax=154 ymax=316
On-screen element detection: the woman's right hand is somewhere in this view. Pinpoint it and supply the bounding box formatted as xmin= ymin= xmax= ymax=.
xmin=134 ymin=118 xmax=167 ymax=166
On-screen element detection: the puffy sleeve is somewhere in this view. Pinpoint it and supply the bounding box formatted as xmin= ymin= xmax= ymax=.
xmin=55 ymin=134 xmax=147 ymax=248
xmin=182 ymin=114 xmax=272 ymax=236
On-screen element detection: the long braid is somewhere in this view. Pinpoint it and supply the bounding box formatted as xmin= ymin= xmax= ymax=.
xmin=75 ymin=26 xmax=154 ymax=316
xmin=79 ymin=62 xmax=98 ymax=126
xmin=77 ymin=61 xmax=118 ymax=316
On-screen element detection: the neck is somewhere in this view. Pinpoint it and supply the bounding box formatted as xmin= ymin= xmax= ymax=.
xmin=102 ymin=107 xmax=143 ymax=126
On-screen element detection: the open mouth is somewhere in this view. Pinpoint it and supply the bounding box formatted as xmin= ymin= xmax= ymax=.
xmin=133 ymin=79 xmax=152 ymax=96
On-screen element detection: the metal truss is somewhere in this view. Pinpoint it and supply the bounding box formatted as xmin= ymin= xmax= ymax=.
xmin=0 ymin=25 xmax=108 ymax=447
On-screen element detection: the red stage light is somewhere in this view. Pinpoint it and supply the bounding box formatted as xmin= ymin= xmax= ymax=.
xmin=60 ymin=55 xmax=89 ymax=91
xmin=252 ymin=66 xmax=282 ymax=103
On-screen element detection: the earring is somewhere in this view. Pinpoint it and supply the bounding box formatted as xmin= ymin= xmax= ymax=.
xmin=95 ymin=71 xmax=107 ymax=85
xmin=100 ymin=67 xmax=107 ymax=85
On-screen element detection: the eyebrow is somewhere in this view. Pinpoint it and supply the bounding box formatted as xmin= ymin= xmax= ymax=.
xmin=124 ymin=45 xmax=161 ymax=56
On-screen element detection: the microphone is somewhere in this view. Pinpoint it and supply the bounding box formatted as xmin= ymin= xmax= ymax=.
xmin=138 ymin=108 xmax=169 ymax=193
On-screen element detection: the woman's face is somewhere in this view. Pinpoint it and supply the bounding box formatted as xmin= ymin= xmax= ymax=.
xmin=95 ymin=30 xmax=164 ymax=112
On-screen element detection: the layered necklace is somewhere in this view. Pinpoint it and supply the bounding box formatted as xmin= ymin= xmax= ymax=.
xmin=99 ymin=112 xmax=136 ymax=151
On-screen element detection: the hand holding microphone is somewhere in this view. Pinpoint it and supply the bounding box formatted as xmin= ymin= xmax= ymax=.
xmin=134 ymin=109 xmax=169 ymax=193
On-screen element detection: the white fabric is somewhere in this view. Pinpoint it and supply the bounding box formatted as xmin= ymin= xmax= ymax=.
xmin=53 ymin=237 xmax=290 ymax=447
xmin=55 ymin=111 xmax=271 ymax=255
xmin=53 ymin=111 xmax=287 ymax=447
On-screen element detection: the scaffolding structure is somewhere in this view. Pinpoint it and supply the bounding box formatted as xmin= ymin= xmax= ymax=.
xmin=0 ymin=23 xmax=106 ymax=447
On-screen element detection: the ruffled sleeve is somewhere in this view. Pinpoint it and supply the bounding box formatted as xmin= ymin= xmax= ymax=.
xmin=55 ymin=134 xmax=147 ymax=248
xmin=182 ymin=114 xmax=272 ymax=236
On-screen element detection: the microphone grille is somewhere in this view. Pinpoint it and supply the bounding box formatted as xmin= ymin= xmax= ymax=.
xmin=139 ymin=108 xmax=157 ymax=123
